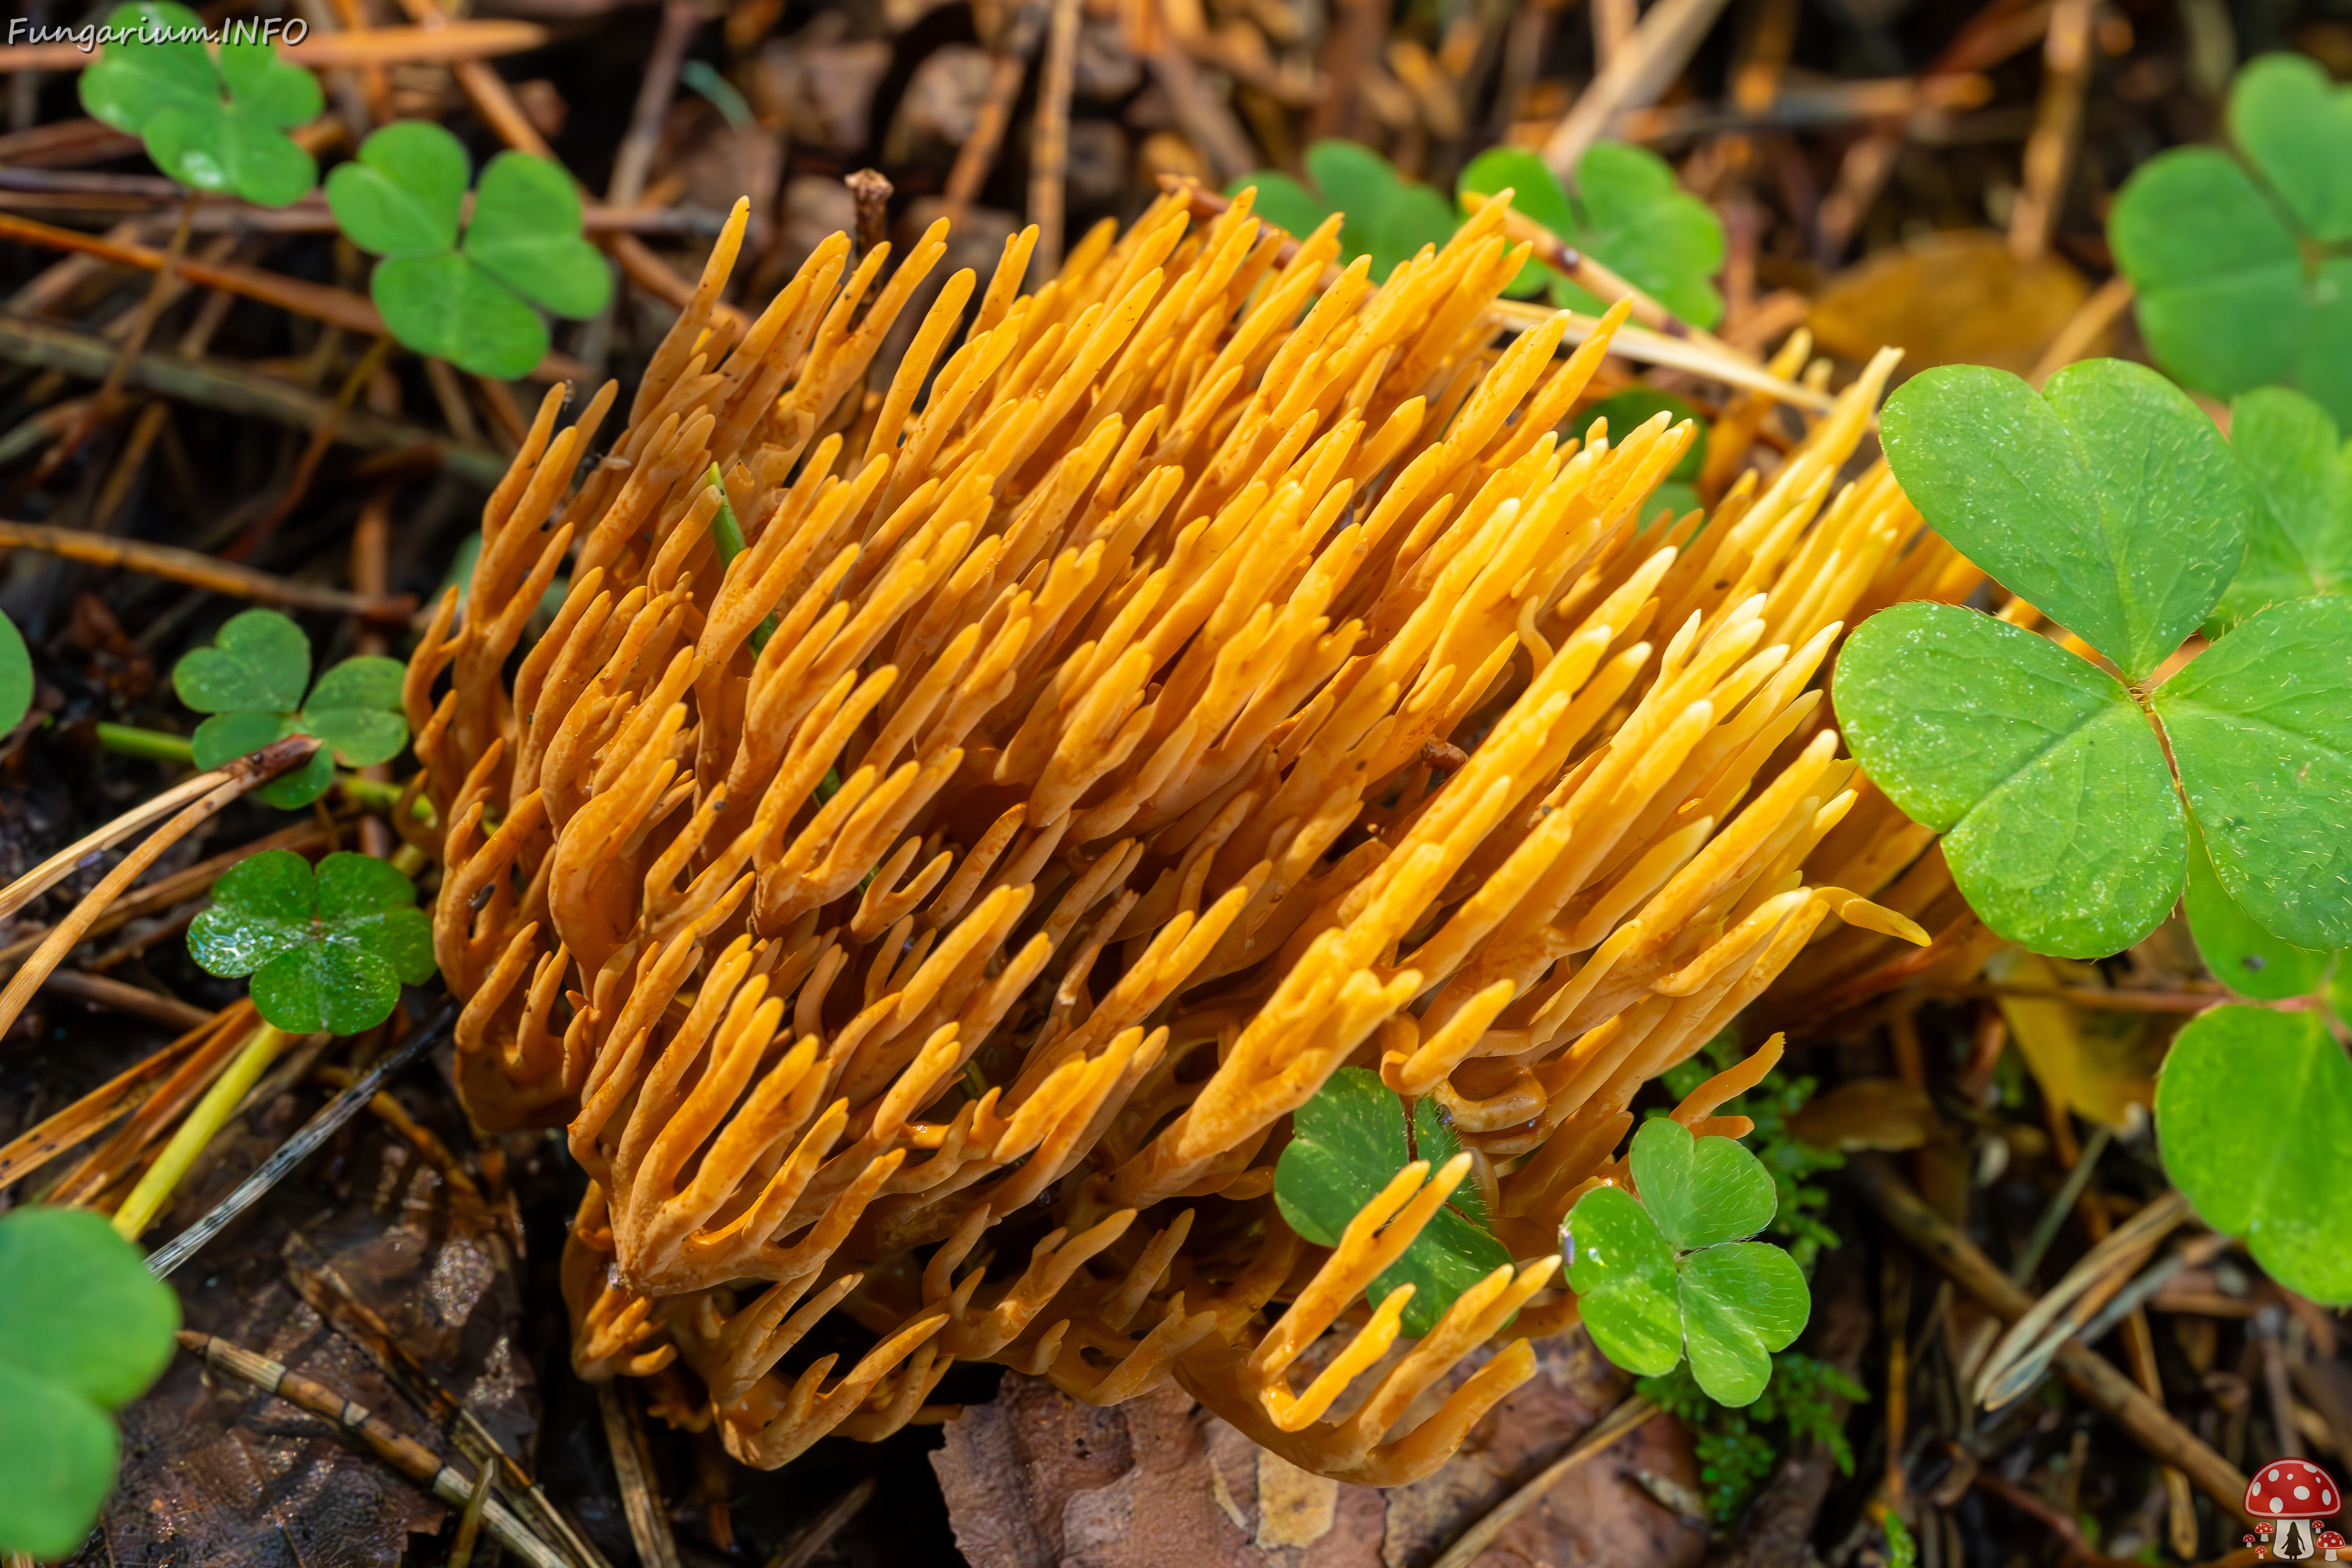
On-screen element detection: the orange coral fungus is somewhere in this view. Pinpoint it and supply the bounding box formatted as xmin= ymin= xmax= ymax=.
xmin=403 ymin=189 xmax=1974 ymax=1481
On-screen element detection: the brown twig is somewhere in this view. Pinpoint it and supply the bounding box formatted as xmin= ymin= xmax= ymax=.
xmin=0 ymin=736 xmax=320 ymax=1039
xmin=1030 ymin=0 xmax=1082 ymax=274
xmin=176 ymin=1331 xmax=571 ymax=1568
xmin=229 ymin=333 xmax=398 ymax=560
xmin=944 ymin=2 xmax=1049 ymax=223
xmin=1951 ymin=981 xmax=2226 ymax=1014
xmin=1971 ymin=1466 xmax=2142 ymax=1567
xmin=1428 ymin=1396 xmax=1662 ymax=1568
xmin=24 ymin=194 xmax=195 ymax=496
xmin=607 ymin=0 xmax=702 ymax=208
xmin=0 ymin=315 xmax=510 ymax=486
xmin=36 ymin=968 xmax=211 ymax=1030
xmin=0 ymin=1004 xmax=228 ymax=1192
xmin=0 ymin=519 xmax=416 ymax=623
xmin=36 ymin=1002 xmax=257 ymax=1206
xmin=1849 ymin=1155 xmax=2252 ymax=1520
xmin=0 ymin=211 xmax=588 ymax=382
xmin=2007 ymin=0 xmax=2094 ymax=261
xmin=0 ymin=820 xmax=326 ymax=980
xmin=2028 ymin=274 xmax=2136 ymax=386
xmin=1540 ymin=0 xmax=1738 ymax=177
xmin=770 ymin=1478 xmax=874 ymax=1568
xmin=598 ymin=1381 xmax=684 ymax=1568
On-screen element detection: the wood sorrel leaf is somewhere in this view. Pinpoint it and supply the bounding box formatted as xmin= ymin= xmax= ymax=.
xmin=464 ymin=151 xmax=612 ymax=319
xmin=1561 ymin=142 xmax=1725 ymax=330
xmin=1833 ymin=600 xmax=2184 ymax=957
xmin=1880 ymin=360 xmax=2247 ymax=680
xmin=175 ymin=612 xmax=405 ymax=807
xmin=1564 ymin=1185 xmax=1682 ymax=1376
xmin=1627 ymin=1117 xmax=1776 ymax=1251
xmin=322 ymin=119 xmax=468 ymax=257
xmin=188 ymin=850 xmax=435 ymax=1035
xmin=2212 ymin=386 xmax=2352 ymax=633
xmin=2227 ymin=51 xmax=2352 ymax=243
xmin=2157 ymin=1004 xmax=2352 ymax=1305
xmin=0 ymin=1208 xmax=180 ymax=1559
xmin=1274 ymin=1067 xmax=1513 ymax=1336
xmin=78 ymin=2 xmax=318 ymax=206
xmin=1457 ymin=143 xmax=1727 ymax=327
xmin=2110 ymin=55 xmax=2352 ymax=426
xmin=2183 ymin=821 xmax=2333 ymax=1000
xmin=1679 ymin=1240 xmax=1809 ymax=1406
xmin=372 ymin=252 xmax=550 ymax=380
xmin=173 ymin=606 xmax=309 ymax=714
xmin=300 ymin=655 xmax=409 ymax=768
xmin=2154 ymin=594 xmax=2352 ymax=951
xmin=0 ymin=610 xmax=29 ymax=736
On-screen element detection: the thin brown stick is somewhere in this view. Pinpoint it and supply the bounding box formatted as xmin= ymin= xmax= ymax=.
xmin=1849 ymin=1156 xmax=2253 ymax=1520
xmin=1953 ymin=981 xmax=2226 ymax=1015
xmin=608 ymin=0 xmax=701 ymax=208
xmin=598 ymin=1381 xmax=684 ymax=1568
xmin=0 ymin=736 xmax=319 ymax=1039
xmin=944 ymin=3 xmax=1049 ymax=222
xmin=2028 ymin=274 xmax=2135 ymax=387
xmin=0 ymin=764 xmax=247 ymax=924
xmin=1030 ymin=0 xmax=1081 ymax=273
xmin=1460 ymin=190 xmax=1752 ymax=359
xmin=1970 ymin=1467 xmax=2142 ymax=1568
xmin=37 ymin=968 xmax=213 ymax=1030
xmin=0 ymin=1005 xmax=228 ymax=1191
xmin=772 ymin=1479 xmax=875 ymax=1568
xmin=1540 ymin=0 xmax=1737 ymax=177
xmin=1308 ymin=0 xmax=1385 ymax=143
xmin=40 ymin=1001 xmax=256 ymax=1206
xmin=0 ymin=519 xmax=415 ymax=623
xmin=2007 ymin=0 xmax=2094 ymax=261
xmin=1428 ymin=1396 xmax=1662 ymax=1568
xmin=0 ymin=316 xmax=510 ymax=488
xmin=0 ymin=211 xmax=588 ymax=382
xmin=26 ymin=195 xmax=195 ymax=495
xmin=232 ymin=333 xmax=398 ymax=559
xmin=0 ymin=821 xmax=326 ymax=979
xmin=176 ymin=1332 xmax=570 ymax=1568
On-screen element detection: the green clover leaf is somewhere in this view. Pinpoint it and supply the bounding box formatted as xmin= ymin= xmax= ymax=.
xmin=1877 ymin=359 xmax=2248 ymax=684
xmin=173 ymin=608 xmax=407 ymax=808
xmin=1231 ymin=140 xmax=1456 ymax=284
xmin=1838 ymin=358 xmax=2352 ymax=959
xmin=1273 ymin=1066 xmax=1513 ymax=1336
xmin=1566 ymin=1119 xmax=1808 ymax=1406
xmin=2110 ymin=54 xmax=2352 ymax=426
xmin=0 ymin=610 xmax=30 ymax=736
xmin=78 ymin=1 xmax=320 ymax=208
xmin=2182 ymin=821 xmax=2334 ymax=1001
xmin=2212 ymin=386 xmax=2352 ymax=635
xmin=1458 ymin=143 xmax=1726 ymax=329
xmin=2156 ymin=1005 xmax=2352 ymax=1305
xmin=187 ymin=850 xmax=436 ymax=1035
xmin=0 ymin=1208 xmax=181 ymax=1559
xmin=327 ymin=122 xmax=611 ymax=379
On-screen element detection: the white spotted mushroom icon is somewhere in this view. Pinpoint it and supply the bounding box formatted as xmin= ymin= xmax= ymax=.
xmin=2245 ymin=1459 xmax=2342 ymax=1561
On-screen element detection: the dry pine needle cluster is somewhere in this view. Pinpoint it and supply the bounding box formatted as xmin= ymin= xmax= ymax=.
xmin=401 ymin=185 xmax=1982 ymax=1482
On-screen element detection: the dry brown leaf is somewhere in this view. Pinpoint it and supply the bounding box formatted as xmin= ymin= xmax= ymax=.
xmin=1983 ymin=948 xmax=2160 ymax=1126
xmin=1784 ymin=1077 xmax=1942 ymax=1151
xmin=1807 ymin=230 xmax=2100 ymax=377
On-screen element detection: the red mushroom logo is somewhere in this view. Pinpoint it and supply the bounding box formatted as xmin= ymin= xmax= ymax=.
xmin=2245 ymin=1460 xmax=2342 ymax=1560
